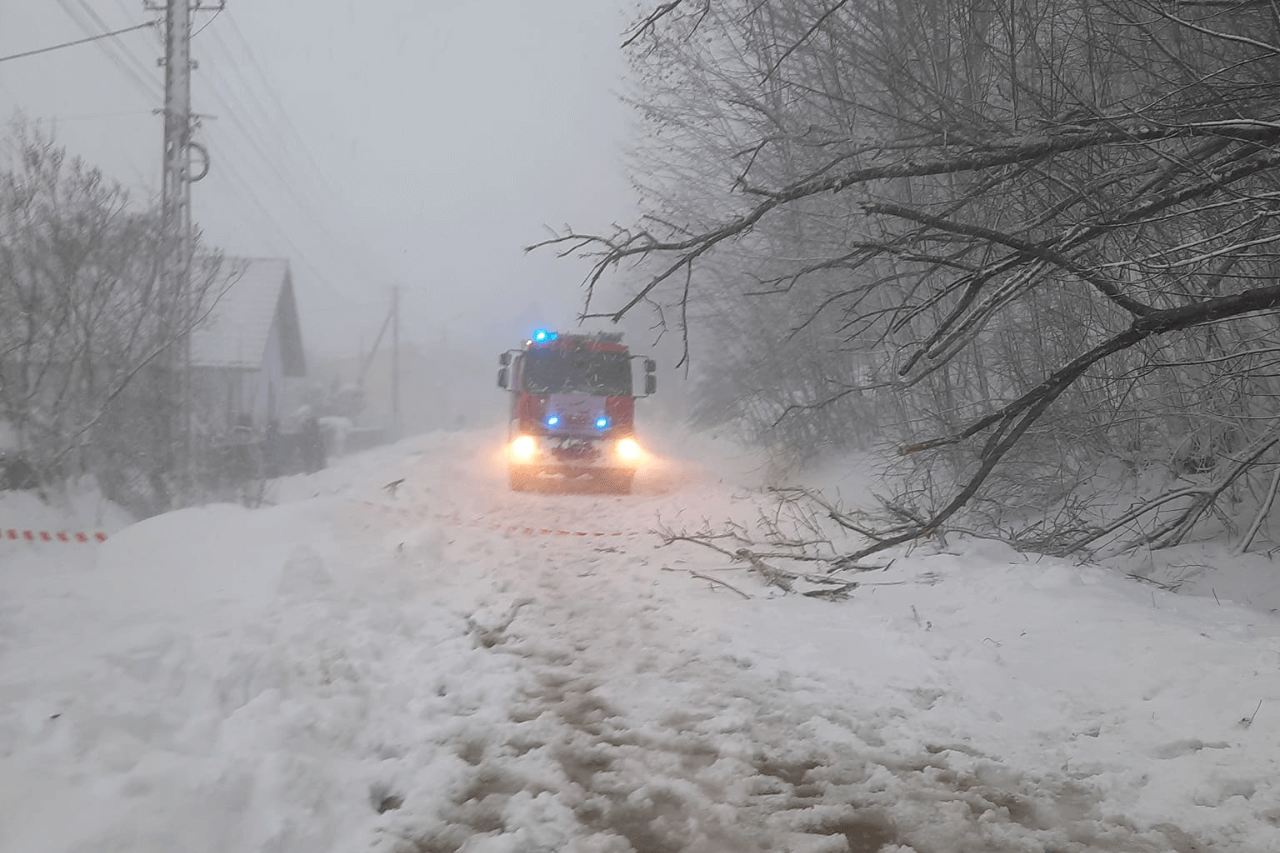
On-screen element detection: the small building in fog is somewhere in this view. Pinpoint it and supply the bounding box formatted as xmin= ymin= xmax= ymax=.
xmin=189 ymin=257 xmax=307 ymax=434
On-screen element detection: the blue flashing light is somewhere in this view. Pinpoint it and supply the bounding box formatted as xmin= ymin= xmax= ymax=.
xmin=594 ymin=416 xmax=610 ymax=430
xmin=532 ymin=329 xmax=558 ymax=343
xmin=546 ymin=414 xmax=561 ymax=428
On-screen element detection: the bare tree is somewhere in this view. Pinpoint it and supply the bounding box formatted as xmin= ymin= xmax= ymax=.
xmin=0 ymin=122 xmax=225 ymax=514
xmin=539 ymin=0 xmax=1280 ymax=554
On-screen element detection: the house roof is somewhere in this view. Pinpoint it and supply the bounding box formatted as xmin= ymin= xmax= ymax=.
xmin=190 ymin=257 xmax=306 ymax=376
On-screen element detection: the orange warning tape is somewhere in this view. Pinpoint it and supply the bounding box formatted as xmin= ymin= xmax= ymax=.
xmin=4 ymin=528 xmax=108 ymax=543
xmin=354 ymin=500 xmax=642 ymax=539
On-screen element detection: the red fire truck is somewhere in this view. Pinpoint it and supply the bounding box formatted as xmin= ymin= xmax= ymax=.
xmin=497 ymin=330 xmax=656 ymax=493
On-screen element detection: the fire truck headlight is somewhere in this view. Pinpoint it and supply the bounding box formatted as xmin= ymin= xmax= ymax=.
xmin=615 ymin=437 xmax=642 ymax=462
xmin=510 ymin=435 xmax=537 ymax=461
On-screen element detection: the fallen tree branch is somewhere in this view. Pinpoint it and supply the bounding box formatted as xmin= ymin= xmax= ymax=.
xmin=1234 ymin=462 xmax=1280 ymax=555
xmin=661 ymin=567 xmax=753 ymax=599
xmin=1068 ymin=427 xmax=1280 ymax=553
xmin=734 ymin=547 xmax=796 ymax=591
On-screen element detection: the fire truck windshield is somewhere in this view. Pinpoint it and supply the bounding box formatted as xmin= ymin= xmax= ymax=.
xmin=522 ymin=349 xmax=632 ymax=396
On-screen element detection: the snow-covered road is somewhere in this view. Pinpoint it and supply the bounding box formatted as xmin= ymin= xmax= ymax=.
xmin=3 ymin=427 xmax=1280 ymax=852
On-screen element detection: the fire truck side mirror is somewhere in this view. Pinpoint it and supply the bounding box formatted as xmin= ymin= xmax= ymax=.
xmin=645 ymin=358 xmax=657 ymax=373
xmin=645 ymin=374 xmax=657 ymax=395
xmin=497 ymin=367 xmax=509 ymax=389
xmin=499 ymin=352 xmax=512 ymax=366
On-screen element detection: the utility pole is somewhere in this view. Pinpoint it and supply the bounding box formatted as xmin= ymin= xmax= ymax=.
xmin=355 ymin=289 xmax=402 ymax=439
xmin=391 ymin=285 xmax=401 ymax=439
xmin=160 ymin=0 xmax=192 ymax=252
xmin=153 ymin=1 xmax=216 ymax=222
xmin=150 ymin=0 xmax=216 ymax=501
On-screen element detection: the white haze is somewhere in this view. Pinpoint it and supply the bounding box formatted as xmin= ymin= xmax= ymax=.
xmin=0 ymin=0 xmax=636 ymax=357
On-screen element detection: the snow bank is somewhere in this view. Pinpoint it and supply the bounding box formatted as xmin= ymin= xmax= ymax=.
xmin=2 ymin=426 xmax=1277 ymax=852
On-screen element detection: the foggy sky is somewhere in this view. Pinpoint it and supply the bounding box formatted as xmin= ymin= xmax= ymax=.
xmin=0 ymin=0 xmax=637 ymax=357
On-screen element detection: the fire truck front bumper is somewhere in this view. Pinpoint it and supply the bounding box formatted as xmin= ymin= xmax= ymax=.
xmin=507 ymin=433 xmax=644 ymax=476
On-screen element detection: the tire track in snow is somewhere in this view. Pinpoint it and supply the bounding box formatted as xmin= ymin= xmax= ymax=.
xmin=359 ymin=432 xmax=1217 ymax=853
xmin=423 ymin=583 xmax=1204 ymax=852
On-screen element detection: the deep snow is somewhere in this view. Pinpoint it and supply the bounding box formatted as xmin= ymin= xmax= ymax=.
xmin=2 ymin=427 xmax=1279 ymax=852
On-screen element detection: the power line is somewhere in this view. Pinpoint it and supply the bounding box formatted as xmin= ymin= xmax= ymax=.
xmin=193 ymin=13 xmax=401 ymax=286
xmin=221 ymin=16 xmax=331 ymax=182
xmin=30 ymin=110 xmax=155 ymax=123
xmin=192 ymin=120 xmax=361 ymax=308
xmin=0 ymin=20 xmax=157 ymax=65
xmin=19 ymin=2 xmax=388 ymax=318
xmin=55 ymin=0 xmax=161 ymax=101
xmin=194 ymin=76 xmax=351 ymax=255
xmin=192 ymin=6 xmax=224 ymax=39
xmin=14 ymin=1 xmax=358 ymax=311
xmin=207 ymin=18 xmax=390 ymax=243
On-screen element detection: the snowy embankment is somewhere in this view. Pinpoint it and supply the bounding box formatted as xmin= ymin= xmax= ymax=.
xmin=2 ymin=426 xmax=1279 ymax=853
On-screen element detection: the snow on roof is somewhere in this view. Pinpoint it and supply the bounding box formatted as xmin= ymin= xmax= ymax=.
xmin=189 ymin=257 xmax=306 ymax=376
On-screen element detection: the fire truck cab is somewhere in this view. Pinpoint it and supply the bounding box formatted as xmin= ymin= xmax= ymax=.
xmin=497 ymin=330 xmax=656 ymax=493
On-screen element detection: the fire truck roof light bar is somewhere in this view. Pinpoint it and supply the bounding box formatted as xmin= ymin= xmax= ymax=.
xmin=527 ymin=330 xmax=625 ymax=346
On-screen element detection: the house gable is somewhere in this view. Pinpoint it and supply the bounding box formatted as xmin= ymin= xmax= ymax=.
xmin=274 ymin=269 xmax=306 ymax=377
xmin=189 ymin=257 xmax=308 ymax=431
xmin=191 ymin=257 xmax=306 ymax=374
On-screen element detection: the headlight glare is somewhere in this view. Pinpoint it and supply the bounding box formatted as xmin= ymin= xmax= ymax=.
xmin=616 ymin=437 xmax=642 ymax=462
xmin=510 ymin=435 xmax=537 ymax=461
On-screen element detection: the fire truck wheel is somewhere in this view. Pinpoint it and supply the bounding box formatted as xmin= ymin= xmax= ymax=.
xmin=509 ymin=469 xmax=533 ymax=492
